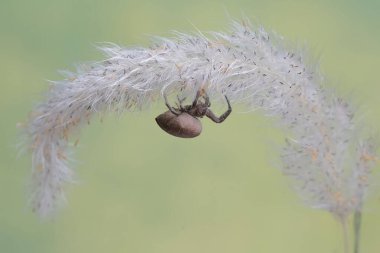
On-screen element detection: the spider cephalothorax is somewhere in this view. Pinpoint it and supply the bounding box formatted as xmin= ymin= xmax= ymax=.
xmin=155 ymin=90 xmax=232 ymax=138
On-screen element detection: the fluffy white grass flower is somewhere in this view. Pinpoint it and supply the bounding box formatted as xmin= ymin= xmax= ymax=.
xmin=24 ymin=20 xmax=377 ymax=220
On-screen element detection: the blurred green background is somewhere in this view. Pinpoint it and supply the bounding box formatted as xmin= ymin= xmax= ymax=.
xmin=1 ymin=0 xmax=379 ymax=252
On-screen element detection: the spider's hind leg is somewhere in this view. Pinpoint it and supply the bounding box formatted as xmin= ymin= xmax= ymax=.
xmin=164 ymin=93 xmax=180 ymax=115
xmin=176 ymin=95 xmax=186 ymax=110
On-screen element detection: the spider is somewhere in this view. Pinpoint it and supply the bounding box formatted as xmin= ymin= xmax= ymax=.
xmin=155 ymin=90 xmax=232 ymax=138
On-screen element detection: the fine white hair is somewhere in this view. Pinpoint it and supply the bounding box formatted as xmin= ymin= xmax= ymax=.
xmin=24 ymin=20 xmax=377 ymax=218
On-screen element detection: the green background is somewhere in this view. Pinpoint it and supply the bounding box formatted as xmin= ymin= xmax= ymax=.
xmin=1 ymin=0 xmax=379 ymax=252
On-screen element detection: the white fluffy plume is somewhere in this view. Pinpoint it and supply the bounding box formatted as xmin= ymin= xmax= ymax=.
xmin=24 ymin=20 xmax=377 ymax=218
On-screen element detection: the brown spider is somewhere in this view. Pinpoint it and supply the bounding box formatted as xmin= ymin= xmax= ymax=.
xmin=155 ymin=90 xmax=232 ymax=138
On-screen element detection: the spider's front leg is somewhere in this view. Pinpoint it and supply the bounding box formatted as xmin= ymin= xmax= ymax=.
xmin=203 ymin=92 xmax=211 ymax=107
xmin=205 ymin=96 xmax=232 ymax=123
xmin=192 ymin=89 xmax=202 ymax=107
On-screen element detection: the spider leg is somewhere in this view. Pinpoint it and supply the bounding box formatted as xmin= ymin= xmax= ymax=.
xmin=205 ymin=96 xmax=232 ymax=123
xmin=192 ymin=89 xmax=202 ymax=107
xmin=164 ymin=93 xmax=180 ymax=115
xmin=177 ymin=95 xmax=186 ymax=110
xmin=203 ymin=92 xmax=211 ymax=107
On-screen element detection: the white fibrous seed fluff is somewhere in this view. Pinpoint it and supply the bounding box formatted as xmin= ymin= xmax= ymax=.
xmin=24 ymin=21 xmax=377 ymax=218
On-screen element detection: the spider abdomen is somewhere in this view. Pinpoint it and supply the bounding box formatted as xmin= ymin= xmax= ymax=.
xmin=155 ymin=111 xmax=202 ymax=138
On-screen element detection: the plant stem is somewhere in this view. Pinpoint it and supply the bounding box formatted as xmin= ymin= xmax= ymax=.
xmin=340 ymin=216 xmax=349 ymax=253
xmin=354 ymin=211 xmax=362 ymax=253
